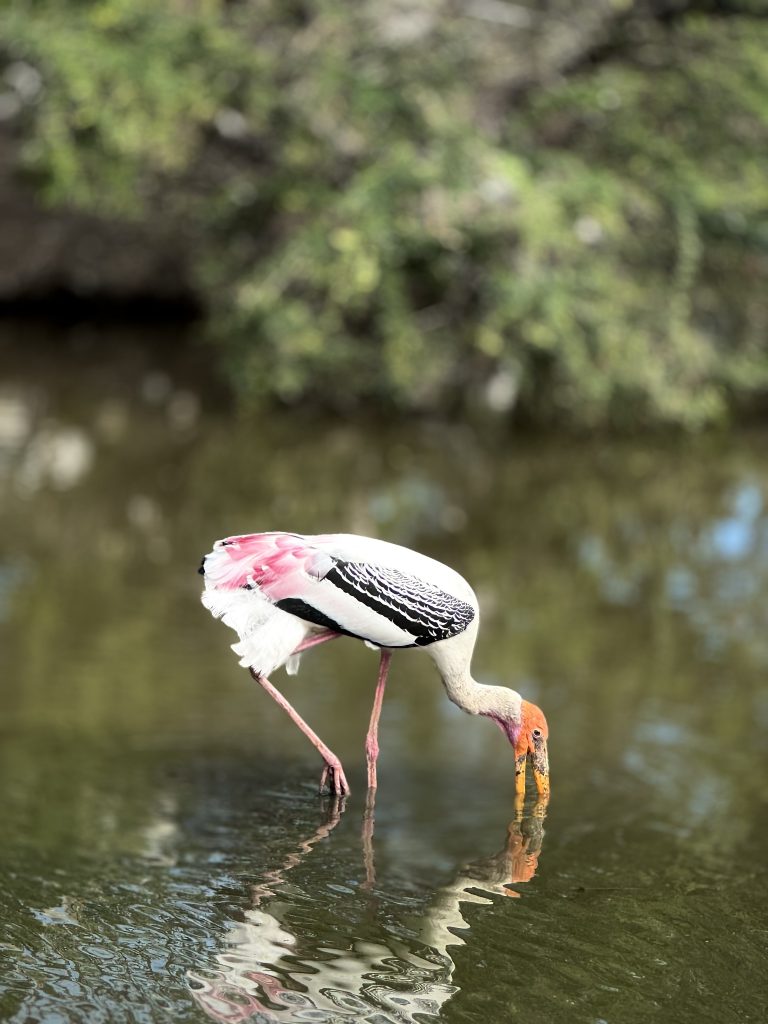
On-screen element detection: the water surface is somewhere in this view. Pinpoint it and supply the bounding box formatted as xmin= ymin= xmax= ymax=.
xmin=1 ymin=324 xmax=767 ymax=1022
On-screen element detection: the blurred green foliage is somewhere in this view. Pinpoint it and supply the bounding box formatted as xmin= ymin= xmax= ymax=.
xmin=2 ymin=0 xmax=768 ymax=427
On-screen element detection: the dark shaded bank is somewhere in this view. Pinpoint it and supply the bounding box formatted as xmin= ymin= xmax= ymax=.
xmin=0 ymin=128 xmax=197 ymax=314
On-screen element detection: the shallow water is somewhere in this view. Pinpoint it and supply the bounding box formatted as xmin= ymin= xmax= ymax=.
xmin=1 ymin=324 xmax=767 ymax=1023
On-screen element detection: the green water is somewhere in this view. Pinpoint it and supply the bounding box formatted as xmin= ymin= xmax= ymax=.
xmin=1 ymin=326 xmax=767 ymax=1023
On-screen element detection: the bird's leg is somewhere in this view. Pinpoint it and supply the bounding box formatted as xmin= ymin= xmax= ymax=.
xmin=361 ymin=787 xmax=377 ymax=889
xmin=249 ymin=668 xmax=350 ymax=796
xmin=290 ymin=630 xmax=342 ymax=656
xmin=364 ymin=650 xmax=392 ymax=790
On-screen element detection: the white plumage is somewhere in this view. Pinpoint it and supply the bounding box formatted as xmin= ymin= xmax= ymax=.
xmin=201 ymin=575 xmax=307 ymax=676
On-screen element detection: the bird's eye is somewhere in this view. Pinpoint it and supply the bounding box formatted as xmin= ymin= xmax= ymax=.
xmin=532 ymin=727 xmax=543 ymax=739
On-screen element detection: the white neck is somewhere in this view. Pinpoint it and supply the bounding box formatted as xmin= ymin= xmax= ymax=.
xmin=426 ymin=625 xmax=522 ymax=722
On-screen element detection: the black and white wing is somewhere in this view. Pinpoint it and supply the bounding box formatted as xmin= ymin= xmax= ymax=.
xmin=201 ymin=531 xmax=478 ymax=651
xmin=302 ymin=558 xmax=475 ymax=647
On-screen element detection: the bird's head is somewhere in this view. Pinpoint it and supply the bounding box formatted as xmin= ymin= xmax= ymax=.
xmin=500 ymin=699 xmax=549 ymax=798
xmin=517 ymin=700 xmax=550 ymax=797
xmin=484 ymin=693 xmax=550 ymax=797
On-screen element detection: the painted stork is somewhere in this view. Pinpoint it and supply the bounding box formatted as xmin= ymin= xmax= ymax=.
xmin=199 ymin=532 xmax=549 ymax=797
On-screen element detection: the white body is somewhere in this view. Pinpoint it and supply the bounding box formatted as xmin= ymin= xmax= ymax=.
xmin=201 ymin=532 xmax=479 ymax=677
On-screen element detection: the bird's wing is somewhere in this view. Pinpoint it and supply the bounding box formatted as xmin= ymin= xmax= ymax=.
xmin=200 ymin=532 xmax=476 ymax=648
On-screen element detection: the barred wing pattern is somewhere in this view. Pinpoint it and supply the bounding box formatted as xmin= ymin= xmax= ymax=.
xmin=322 ymin=559 xmax=475 ymax=646
xmin=202 ymin=532 xmax=478 ymax=660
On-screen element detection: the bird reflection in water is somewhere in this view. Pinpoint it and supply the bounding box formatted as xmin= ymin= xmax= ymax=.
xmin=188 ymin=794 xmax=547 ymax=1023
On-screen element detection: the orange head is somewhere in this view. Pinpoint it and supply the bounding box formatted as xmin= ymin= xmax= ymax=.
xmin=513 ymin=700 xmax=550 ymax=799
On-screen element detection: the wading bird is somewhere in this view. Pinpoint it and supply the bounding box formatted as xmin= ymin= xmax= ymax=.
xmin=199 ymin=532 xmax=549 ymax=797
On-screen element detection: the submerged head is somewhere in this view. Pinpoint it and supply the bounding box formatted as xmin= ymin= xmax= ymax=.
xmin=514 ymin=700 xmax=550 ymax=798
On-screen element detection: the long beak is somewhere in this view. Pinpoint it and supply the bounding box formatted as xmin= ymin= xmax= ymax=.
xmin=514 ymin=735 xmax=550 ymax=799
xmin=532 ymin=737 xmax=550 ymax=798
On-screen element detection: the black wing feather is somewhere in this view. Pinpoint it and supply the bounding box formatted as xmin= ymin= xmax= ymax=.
xmin=324 ymin=560 xmax=474 ymax=646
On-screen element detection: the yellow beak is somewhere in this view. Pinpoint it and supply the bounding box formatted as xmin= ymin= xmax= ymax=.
xmin=514 ymin=734 xmax=550 ymax=798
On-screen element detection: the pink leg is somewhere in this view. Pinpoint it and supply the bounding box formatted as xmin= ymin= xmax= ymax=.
xmin=362 ymin=788 xmax=377 ymax=889
xmin=365 ymin=651 xmax=392 ymax=790
xmin=249 ymin=668 xmax=350 ymax=796
xmin=290 ymin=630 xmax=342 ymax=655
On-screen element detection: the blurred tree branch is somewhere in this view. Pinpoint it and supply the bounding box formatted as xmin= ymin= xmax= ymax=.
xmin=0 ymin=0 xmax=766 ymax=428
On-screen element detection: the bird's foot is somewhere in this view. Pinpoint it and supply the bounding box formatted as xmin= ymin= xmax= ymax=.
xmin=319 ymin=758 xmax=350 ymax=797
